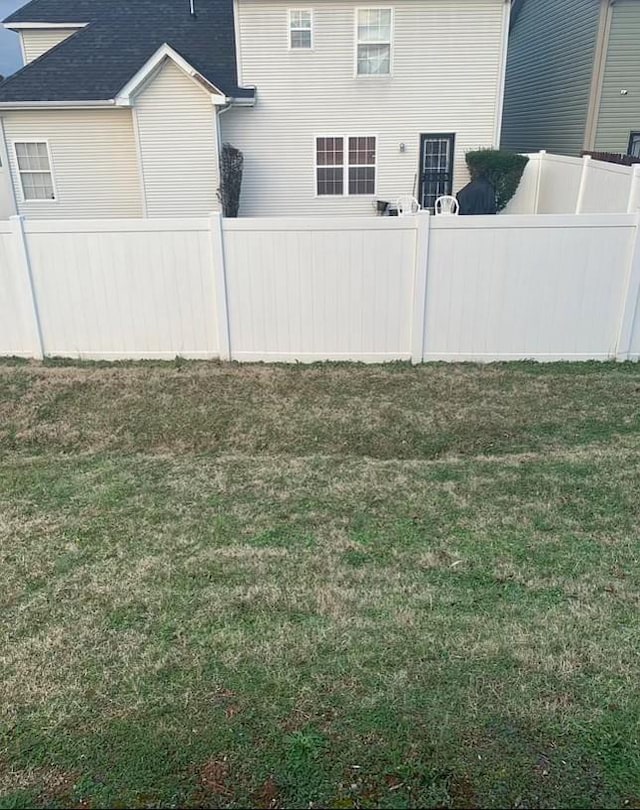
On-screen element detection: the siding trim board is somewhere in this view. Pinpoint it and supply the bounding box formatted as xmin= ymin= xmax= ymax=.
xmin=584 ymin=0 xmax=614 ymax=152
xmin=493 ymin=0 xmax=511 ymax=146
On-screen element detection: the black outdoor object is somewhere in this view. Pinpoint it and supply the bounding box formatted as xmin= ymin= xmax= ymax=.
xmin=465 ymin=149 xmax=528 ymax=211
xmin=217 ymin=143 xmax=244 ymax=218
xmin=457 ymin=177 xmax=498 ymax=216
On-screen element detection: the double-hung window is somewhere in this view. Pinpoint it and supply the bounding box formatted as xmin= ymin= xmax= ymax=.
xmin=316 ymin=135 xmax=376 ymax=196
xmin=628 ymin=132 xmax=640 ymax=159
xmin=356 ymin=8 xmax=392 ymax=75
xmin=14 ymin=141 xmax=56 ymax=201
xmin=289 ymin=9 xmax=313 ymax=49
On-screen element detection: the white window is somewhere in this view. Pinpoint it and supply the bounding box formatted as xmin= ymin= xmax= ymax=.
xmin=14 ymin=142 xmax=55 ymax=201
xmin=356 ymin=8 xmax=392 ymax=75
xmin=289 ymin=9 xmax=313 ymax=49
xmin=316 ymin=136 xmax=376 ymax=196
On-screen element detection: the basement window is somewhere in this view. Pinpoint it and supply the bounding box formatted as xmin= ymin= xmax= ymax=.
xmin=14 ymin=141 xmax=56 ymax=201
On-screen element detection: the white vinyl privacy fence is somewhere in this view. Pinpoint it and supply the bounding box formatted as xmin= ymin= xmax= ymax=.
xmin=505 ymin=151 xmax=640 ymax=216
xmin=1 ymin=211 xmax=640 ymax=363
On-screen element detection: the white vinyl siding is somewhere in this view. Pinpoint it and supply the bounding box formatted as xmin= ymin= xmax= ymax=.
xmin=223 ymin=0 xmax=506 ymax=216
xmin=20 ymin=29 xmax=79 ymax=63
xmin=133 ymin=60 xmax=221 ymax=217
xmin=3 ymin=110 xmax=142 ymax=219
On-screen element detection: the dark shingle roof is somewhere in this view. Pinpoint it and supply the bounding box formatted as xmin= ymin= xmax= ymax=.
xmin=0 ymin=0 xmax=253 ymax=102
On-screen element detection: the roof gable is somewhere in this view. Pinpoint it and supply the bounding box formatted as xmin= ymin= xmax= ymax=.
xmin=0 ymin=0 xmax=253 ymax=104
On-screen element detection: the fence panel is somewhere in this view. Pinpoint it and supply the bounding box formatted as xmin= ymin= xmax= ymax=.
xmin=222 ymin=217 xmax=417 ymax=362
xmin=581 ymin=161 xmax=633 ymax=214
xmin=424 ymin=215 xmax=636 ymax=361
xmin=537 ymin=155 xmax=584 ymax=214
xmin=23 ymin=219 xmax=218 ymax=360
xmin=1 ymin=212 xmax=639 ymax=364
xmin=0 ymin=221 xmax=39 ymax=357
xmin=502 ymin=153 xmax=540 ymax=214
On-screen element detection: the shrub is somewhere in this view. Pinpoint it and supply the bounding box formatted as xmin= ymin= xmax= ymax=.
xmin=465 ymin=149 xmax=529 ymax=212
xmin=217 ymin=143 xmax=244 ymax=218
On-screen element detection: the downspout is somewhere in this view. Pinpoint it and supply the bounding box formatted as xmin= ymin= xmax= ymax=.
xmin=493 ymin=0 xmax=512 ymax=148
xmin=0 ymin=116 xmax=18 ymax=216
xmin=215 ymin=103 xmax=233 ymax=211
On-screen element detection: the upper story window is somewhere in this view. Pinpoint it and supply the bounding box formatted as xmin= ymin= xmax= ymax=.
xmin=14 ymin=141 xmax=56 ymax=201
xmin=356 ymin=8 xmax=392 ymax=76
xmin=628 ymin=132 xmax=640 ymax=159
xmin=289 ymin=10 xmax=313 ymax=49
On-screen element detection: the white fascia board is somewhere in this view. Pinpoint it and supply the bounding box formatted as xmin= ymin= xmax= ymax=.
xmin=3 ymin=22 xmax=88 ymax=30
xmin=115 ymin=43 xmax=228 ymax=106
xmin=0 ymin=100 xmax=116 ymax=109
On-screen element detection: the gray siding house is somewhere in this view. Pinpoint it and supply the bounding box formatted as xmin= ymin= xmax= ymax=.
xmin=502 ymin=0 xmax=640 ymax=158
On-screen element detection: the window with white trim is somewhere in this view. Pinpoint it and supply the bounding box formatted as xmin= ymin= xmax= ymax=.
xmin=356 ymin=8 xmax=392 ymax=75
xmin=316 ymin=136 xmax=376 ymax=196
xmin=289 ymin=9 xmax=313 ymax=49
xmin=14 ymin=142 xmax=55 ymax=201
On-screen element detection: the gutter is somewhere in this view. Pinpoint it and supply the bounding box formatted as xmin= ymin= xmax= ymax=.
xmin=0 ymin=100 xmax=117 ymax=109
xmin=3 ymin=22 xmax=88 ymax=30
xmin=0 ymin=97 xmax=255 ymax=110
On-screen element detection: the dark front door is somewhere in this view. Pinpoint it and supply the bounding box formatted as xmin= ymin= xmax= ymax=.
xmin=418 ymin=134 xmax=455 ymax=210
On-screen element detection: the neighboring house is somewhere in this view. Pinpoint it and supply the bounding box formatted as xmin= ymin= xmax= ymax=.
xmin=502 ymin=0 xmax=640 ymax=159
xmin=0 ymin=0 xmax=511 ymax=219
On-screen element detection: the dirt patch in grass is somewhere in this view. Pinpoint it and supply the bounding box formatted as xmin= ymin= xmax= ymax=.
xmin=1 ymin=361 xmax=640 ymax=808
xmin=1 ymin=360 xmax=639 ymax=459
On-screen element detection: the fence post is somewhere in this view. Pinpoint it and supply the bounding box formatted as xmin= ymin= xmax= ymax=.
xmin=411 ymin=211 xmax=431 ymax=364
xmin=627 ymin=164 xmax=640 ymax=213
xmin=209 ymin=211 xmax=231 ymax=361
xmin=615 ymin=213 xmax=640 ymax=361
xmin=10 ymin=214 xmax=44 ymax=360
xmin=575 ymin=154 xmax=591 ymax=214
xmin=533 ymin=150 xmax=545 ymax=214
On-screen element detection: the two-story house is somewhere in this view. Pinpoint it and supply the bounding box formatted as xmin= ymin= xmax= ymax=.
xmin=0 ymin=0 xmax=511 ymax=218
xmin=502 ymin=0 xmax=640 ymax=159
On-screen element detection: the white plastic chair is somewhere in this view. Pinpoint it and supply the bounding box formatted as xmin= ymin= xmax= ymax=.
xmin=395 ymin=195 xmax=421 ymax=216
xmin=434 ymin=195 xmax=460 ymax=216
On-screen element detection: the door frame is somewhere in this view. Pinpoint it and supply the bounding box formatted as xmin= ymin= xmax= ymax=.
xmin=417 ymin=133 xmax=455 ymax=210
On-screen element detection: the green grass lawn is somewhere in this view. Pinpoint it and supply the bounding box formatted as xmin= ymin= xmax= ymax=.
xmin=1 ymin=360 xmax=640 ymax=809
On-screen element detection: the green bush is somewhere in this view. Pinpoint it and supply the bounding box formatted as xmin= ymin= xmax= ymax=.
xmin=465 ymin=149 xmax=529 ymax=212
